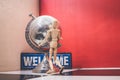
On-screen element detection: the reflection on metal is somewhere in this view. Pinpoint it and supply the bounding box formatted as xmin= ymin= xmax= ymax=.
xmin=25 ymin=14 xmax=59 ymax=52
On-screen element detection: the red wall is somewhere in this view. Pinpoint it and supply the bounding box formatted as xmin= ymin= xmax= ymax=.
xmin=40 ymin=0 xmax=120 ymax=68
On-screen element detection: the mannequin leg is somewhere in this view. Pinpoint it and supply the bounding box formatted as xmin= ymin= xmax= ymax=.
xmin=53 ymin=48 xmax=57 ymax=61
xmin=46 ymin=48 xmax=54 ymax=74
xmin=54 ymin=48 xmax=62 ymax=68
xmin=48 ymin=48 xmax=54 ymax=70
xmin=54 ymin=48 xmax=64 ymax=73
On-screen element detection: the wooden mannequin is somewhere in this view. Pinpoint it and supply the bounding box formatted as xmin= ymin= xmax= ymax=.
xmin=38 ymin=21 xmax=64 ymax=74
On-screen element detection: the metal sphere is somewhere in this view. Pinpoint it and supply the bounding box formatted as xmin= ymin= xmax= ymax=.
xmin=25 ymin=15 xmax=61 ymax=52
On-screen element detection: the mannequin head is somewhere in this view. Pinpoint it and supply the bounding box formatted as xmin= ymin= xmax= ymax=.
xmin=53 ymin=21 xmax=59 ymax=29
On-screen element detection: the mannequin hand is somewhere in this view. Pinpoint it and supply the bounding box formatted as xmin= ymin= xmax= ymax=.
xmin=38 ymin=44 xmax=41 ymax=48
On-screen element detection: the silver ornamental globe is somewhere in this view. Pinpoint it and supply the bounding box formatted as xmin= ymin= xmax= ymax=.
xmin=25 ymin=15 xmax=61 ymax=52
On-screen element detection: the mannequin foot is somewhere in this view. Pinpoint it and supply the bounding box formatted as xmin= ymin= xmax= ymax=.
xmin=46 ymin=69 xmax=55 ymax=74
xmin=59 ymin=66 xmax=64 ymax=74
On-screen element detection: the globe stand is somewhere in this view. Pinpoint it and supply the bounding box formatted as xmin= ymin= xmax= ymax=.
xmin=32 ymin=52 xmax=50 ymax=73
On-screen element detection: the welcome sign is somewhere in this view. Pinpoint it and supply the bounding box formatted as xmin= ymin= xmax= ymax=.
xmin=21 ymin=52 xmax=72 ymax=70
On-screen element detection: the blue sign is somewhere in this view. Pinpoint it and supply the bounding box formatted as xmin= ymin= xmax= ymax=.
xmin=21 ymin=52 xmax=72 ymax=70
